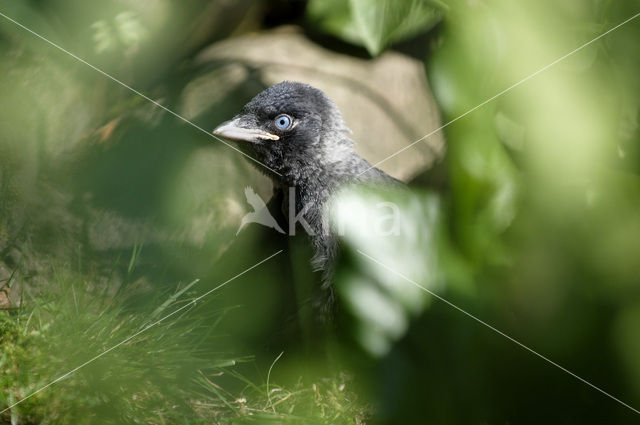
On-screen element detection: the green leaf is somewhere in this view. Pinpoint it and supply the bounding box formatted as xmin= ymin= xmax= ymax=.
xmin=307 ymin=0 xmax=445 ymax=56
xmin=351 ymin=0 xmax=443 ymax=55
xmin=331 ymin=187 xmax=445 ymax=356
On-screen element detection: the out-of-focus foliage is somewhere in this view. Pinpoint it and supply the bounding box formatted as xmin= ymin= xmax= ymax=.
xmin=2 ymin=0 xmax=640 ymax=424
xmin=330 ymin=0 xmax=640 ymax=423
xmin=331 ymin=186 xmax=444 ymax=356
xmin=307 ymin=0 xmax=445 ymax=55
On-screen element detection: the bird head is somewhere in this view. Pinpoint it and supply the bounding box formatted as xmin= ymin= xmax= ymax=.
xmin=213 ymin=81 xmax=354 ymax=184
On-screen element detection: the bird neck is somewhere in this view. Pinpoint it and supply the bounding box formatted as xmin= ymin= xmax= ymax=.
xmin=281 ymin=144 xmax=363 ymax=186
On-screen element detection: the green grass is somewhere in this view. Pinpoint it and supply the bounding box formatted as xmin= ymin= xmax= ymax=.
xmin=194 ymin=373 xmax=369 ymax=424
xmin=0 ymin=265 xmax=368 ymax=425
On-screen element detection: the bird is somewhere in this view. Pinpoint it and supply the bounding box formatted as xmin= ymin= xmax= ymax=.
xmin=213 ymin=81 xmax=401 ymax=320
xmin=237 ymin=186 xmax=285 ymax=235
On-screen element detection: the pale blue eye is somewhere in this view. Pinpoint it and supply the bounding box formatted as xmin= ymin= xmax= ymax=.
xmin=274 ymin=114 xmax=292 ymax=130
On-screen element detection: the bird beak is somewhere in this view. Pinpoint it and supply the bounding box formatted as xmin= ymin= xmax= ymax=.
xmin=212 ymin=118 xmax=279 ymax=142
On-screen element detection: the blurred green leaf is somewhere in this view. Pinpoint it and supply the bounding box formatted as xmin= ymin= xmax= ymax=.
xmin=614 ymin=305 xmax=640 ymax=398
xmin=307 ymin=0 xmax=444 ymax=55
xmin=332 ymin=186 xmax=446 ymax=356
xmin=0 ymin=0 xmax=59 ymax=46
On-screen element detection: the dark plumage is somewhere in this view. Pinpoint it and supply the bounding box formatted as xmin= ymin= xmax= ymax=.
xmin=213 ymin=81 xmax=400 ymax=318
